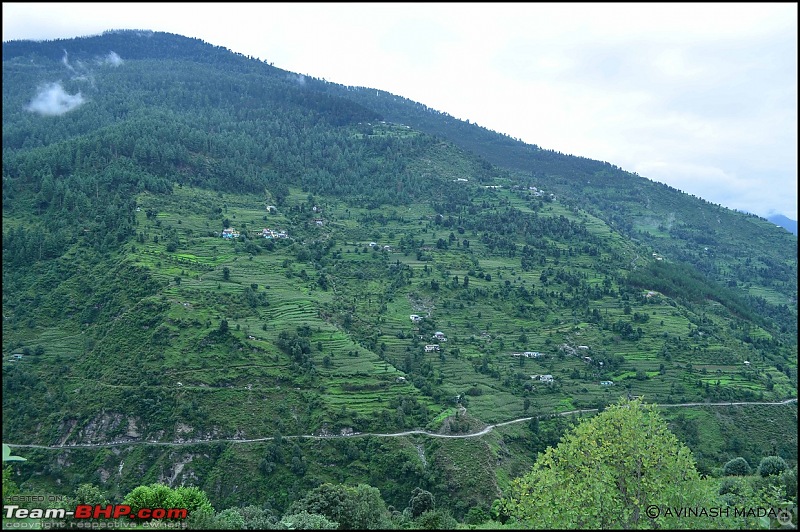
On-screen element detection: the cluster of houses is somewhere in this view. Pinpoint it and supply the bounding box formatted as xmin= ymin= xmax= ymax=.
xmin=370 ymin=242 xmax=392 ymax=251
xmin=531 ymin=374 xmax=608 ymax=386
xmin=511 ymin=351 xmax=545 ymax=358
xmin=221 ymin=227 xmax=289 ymax=239
xmin=261 ymin=228 xmax=288 ymax=239
xmin=221 ymin=228 xmax=240 ymax=239
xmin=423 ymin=331 xmax=447 ymax=353
xmin=528 ymin=186 xmax=555 ymax=200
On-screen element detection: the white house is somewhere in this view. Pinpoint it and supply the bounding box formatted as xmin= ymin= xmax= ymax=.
xmin=410 ymin=315 xmax=422 ymax=323
xmin=433 ymin=331 xmax=447 ymax=341
xmin=424 ymin=345 xmax=440 ymax=352
xmin=600 ymin=381 xmax=614 ymax=386
xmin=261 ymin=228 xmax=289 ymax=239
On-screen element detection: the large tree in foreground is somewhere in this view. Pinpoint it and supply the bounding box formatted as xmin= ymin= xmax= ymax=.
xmin=499 ymin=398 xmax=720 ymax=529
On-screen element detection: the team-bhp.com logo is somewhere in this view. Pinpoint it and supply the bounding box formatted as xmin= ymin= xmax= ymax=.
xmin=75 ymin=505 xmax=188 ymax=520
xmin=4 ymin=504 xmax=188 ymax=520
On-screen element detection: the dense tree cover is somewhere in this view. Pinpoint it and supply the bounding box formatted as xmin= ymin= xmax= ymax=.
xmin=626 ymin=260 xmax=772 ymax=330
xmin=3 ymin=47 xmax=462 ymax=210
xmin=287 ymin=482 xmax=392 ymax=529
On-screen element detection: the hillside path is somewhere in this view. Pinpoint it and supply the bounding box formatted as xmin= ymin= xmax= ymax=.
xmin=6 ymin=398 xmax=796 ymax=450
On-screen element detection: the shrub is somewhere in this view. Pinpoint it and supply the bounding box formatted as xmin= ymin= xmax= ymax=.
xmin=280 ymin=511 xmax=338 ymax=530
xmin=757 ymin=456 xmax=787 ymax=477
xmin=413 ymin=509 xmax=458 ymax=530
xmin=408 ymin=487 xmax=435 ymax=518
xmin=723 ymin=457 xmax=751 ymax=476
xmin=781 ymin=467 xmax=797 ymax=499
xmin=215 ymin=508 xmax=245 ymax=529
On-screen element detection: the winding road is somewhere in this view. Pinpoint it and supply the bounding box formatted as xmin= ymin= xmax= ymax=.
xmin=6 ymin=398 xmax=796 ymax=450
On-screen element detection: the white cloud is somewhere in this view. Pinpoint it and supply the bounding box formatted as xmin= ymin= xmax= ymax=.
xmin=286 ymin=73 xmax=305 ymax=86
xmin=61 ymin=49 xmax=76 ymax=73
xmin=101 ymin=51 xmax=123 ymax=66
xmin=26 ymin=82 xmax=85 ymax=116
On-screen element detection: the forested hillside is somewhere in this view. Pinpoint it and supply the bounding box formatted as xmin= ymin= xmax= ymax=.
xmin=2 ymin=30 xmax=796 ymax=528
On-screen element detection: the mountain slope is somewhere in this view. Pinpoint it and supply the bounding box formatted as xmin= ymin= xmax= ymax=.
xmin=2 ymin=30 xmax=796 ymax=516
xmin=312 ymin=81 xmax=798 ymax=315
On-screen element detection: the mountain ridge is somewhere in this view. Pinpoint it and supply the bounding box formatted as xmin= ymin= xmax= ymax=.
xmin=767 ymin=213 xmax=798 ymax=236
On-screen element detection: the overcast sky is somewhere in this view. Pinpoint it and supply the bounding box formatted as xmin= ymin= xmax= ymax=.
xmin=3 ymin=2 xmax=797 ymax=219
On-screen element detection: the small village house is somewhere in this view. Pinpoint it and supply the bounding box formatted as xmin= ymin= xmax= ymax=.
xmin=222 ymin=228 xmax=240 ymax=239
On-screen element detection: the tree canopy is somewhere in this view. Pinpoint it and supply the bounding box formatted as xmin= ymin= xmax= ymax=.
xmin=287 ymin=482 xmax=391 ymax=530
xmin=500 ymin=398 xmax=720 ymax=529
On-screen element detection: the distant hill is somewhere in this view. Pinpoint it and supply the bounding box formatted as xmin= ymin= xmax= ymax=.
xmin=768 ymin=214 xmax=798 ymax=236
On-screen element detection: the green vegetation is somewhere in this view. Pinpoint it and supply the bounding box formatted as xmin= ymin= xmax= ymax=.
xmin=499 ymin=399 xmax=718 ymax=528
xmin=758 ymin=456 xmax=788 ymax=478
xmin=496 ymin=399 xmax=796 ymax=530
xmin=3 ymin=400 xmax=796 ymax=529
xmin=723 ymin=457 xmax=751 ymax=476
xmin=2 ymin=30 xmax=796 ymax=528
